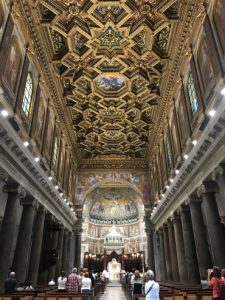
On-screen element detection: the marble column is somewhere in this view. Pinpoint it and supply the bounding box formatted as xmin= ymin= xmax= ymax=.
xmin=67 ymin=231 xmax=73 ymax=272
xmin=74 ymin=231 xmax=82 ymax=270
xmin=213 ymin=165 xmax=225 ymax=217
xmin=163 ymin=224 xmax=172 ymax=281
xmin=153 ymin=231 xmax=162 ymax=281
xmin=0 ymin=168 xmax=8 ymax=231
xmin=148 ymin=230 xmax=155 ymax=271
xmin=180 ymin=205 xmax=200 ymax=283
xmin=61 ymin=230 xmax=69 ymax=273
xmin=173 ymin=212 xmax=188 ymax=283
xmin=145 ymin=218 xmax=155 ymax=272
xmin=12 ymin=197 xmax=38 ymax=284
xmin=55 ymin=226 xmax=65 ymax=278
xmin=167 ymin=220 xmax=179 ymax=282
xmin=159 ymin=228 xmax=167 ymax=281
xmin=27 ymin=207 xmax=46 ymax=286
xmin=48 ymin=226 xmax=59 ymax=281
xmin=70 ymin=231 xmax=76 ymax=270
xmin=37 ymin=218 xmax=51 ymax=285
xmin=189 ymin=196 xmax=212 ymax=278
xmin=74 ymin=218 xmax=83 ymax=270
xmin=0 ymin=183 xmax=25 ymax=292
xmin=198 ymin=182 xmax=225 ymax=266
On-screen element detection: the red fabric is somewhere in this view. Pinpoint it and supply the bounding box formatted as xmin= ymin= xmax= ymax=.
xmin=67 ymin=273 xmax=80 ymax=292
xmin=210 ymin=277 xmax=225 ymax=298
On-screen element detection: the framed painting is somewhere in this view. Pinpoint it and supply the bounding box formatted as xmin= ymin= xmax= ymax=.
xmin=214 ymin=0 xmax=225 ymax=59
xmin=196 ymin=29 xmax=215 ymax=99
xmin=170 ymin=111 xmax=181 ymax=162
xmin=43 ymin=109 xmax=54 ymax=159
xmin=0 ymin=0 xmax=6 ymax=44
xmin=177 ymin=90 xmax=190 ymax=147
xmin=58 ymin=139 xmax=65 ymax=182
xmin=34 ymin=96 xmax=46 ymax=144
xmin=3 ymin=35 xmax=21 ymax=92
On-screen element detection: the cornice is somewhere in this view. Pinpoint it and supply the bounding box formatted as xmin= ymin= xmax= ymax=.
xmin=79 ymin=158 xmax=148 ymax=170
xmin=0 ymin=110 xmax=76 ymax=230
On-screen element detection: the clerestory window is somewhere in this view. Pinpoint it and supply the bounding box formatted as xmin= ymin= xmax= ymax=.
xmin=22 ymin=73 xmax=33 ymax=118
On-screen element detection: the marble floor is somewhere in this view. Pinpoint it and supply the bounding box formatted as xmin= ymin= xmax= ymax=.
xmin=99 ymin=282 xmax=126 ymax=300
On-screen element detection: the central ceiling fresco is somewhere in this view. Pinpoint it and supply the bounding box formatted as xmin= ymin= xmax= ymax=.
xmin=18 ymin=0 xmax=203 ymax=162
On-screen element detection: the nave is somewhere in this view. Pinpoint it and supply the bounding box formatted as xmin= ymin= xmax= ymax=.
xmin=1 ymin=0 xmax=225 ymax=296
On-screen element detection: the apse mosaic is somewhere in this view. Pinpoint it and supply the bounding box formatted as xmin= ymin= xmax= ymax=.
xmin=90 ymin=198 xmax=138 ymax=222
xmin=96 ymin=74 xmax=126 ymax=92
xmin=89 ymin=190 xmax=138 ymax=223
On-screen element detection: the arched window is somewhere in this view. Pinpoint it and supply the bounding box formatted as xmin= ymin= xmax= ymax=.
xmin=22 ymin=73 xmax=33 ymax=117
xmin=187 ymin=73 xmax=199 ymax=115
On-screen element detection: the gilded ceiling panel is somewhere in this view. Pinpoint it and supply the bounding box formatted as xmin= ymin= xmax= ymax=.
xmin=16 ymin=0 xmax=204 ymax=165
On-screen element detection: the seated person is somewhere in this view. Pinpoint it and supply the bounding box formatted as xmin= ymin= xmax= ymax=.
xmin=16 ymin=283 xmax=24 ymax=291
xmin=48 ymin=278 xmax=55 ymax=286
xmin=81 ymin=272 xmax=92 ymax=293
xmin=201 ymin=276 xmax=209 ymax=289
xmin=4 ymin=272 xmax=16 ymax=294
xmin=58 ymin=271 xmax=67 ymax=292
xmin=26 ymin=282 xmax=34 ymax=290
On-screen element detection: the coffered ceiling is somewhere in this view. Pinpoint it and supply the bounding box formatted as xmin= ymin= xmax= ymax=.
xmin=17 ymin=0 xmax=204 ymax=165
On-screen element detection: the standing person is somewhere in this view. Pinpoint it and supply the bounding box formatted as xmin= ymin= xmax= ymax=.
xmin=4 ymin=272 xmax=16 ymax=294
xmin=81 ymin=272 xmax=92 ymax=292
xmin=89 ymin=270 xmax=95 ymax=298
xmin=208 ymin=266 xmax=225 ymax=300
xmin=57 ymin=271 xmax=67 ymax=292
xmin=67 ymin=268 xmax=80 ymax=292
xmin=145 ymin=270 xmax=159 ymax=300
xmin=131 ymin=270 xmax=142 ymax=300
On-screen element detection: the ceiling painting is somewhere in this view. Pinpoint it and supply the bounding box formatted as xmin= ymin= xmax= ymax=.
xmin=95 ymin=73 xmax=126 ymax=93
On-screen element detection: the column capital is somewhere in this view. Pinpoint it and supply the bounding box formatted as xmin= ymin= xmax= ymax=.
xmin=3 ymin=183 xmax=26 ymax=198
xmin=173 ymin=211 xmax=181 ymax=220
xmin=37 ymin=206 xmax=47 ymax=214
xmin=145 ymin=227 xmax=154 ymax=235
xmin=197 ymin=181 xmax=219 ymax=197
xmin=74 ymin=217 xmax=83 ymax=234
xmin=163 ymin=223 xmax=169 ymax=229
xmin=212 ymin=164 xmax=225 ymax=180
xmin=187 ymin=194 xmax=202 ymax=204
xmin=181 ymin=203 xmax=190 ymax=213
xmin=0 ymin=167 xmax=8 ymax=182
xmin=21 ymin=197 xmax=39 ymax=209
xmin=158 ymin=227 xmax=164 ymax=234
xmin=167 ymin=219 xmax=174 ymax=227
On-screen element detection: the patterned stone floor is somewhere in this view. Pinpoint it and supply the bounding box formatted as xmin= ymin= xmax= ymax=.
xmin=100 ymin=282 xmax=126 ymax=300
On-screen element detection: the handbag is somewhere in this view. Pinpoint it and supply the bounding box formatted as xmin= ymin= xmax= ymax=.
xmin=145 ymin=282 xmax=155 ymax=296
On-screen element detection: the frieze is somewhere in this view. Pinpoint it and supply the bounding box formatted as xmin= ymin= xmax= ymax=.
xmin=0 ymin=116 xmax=76 ymax=229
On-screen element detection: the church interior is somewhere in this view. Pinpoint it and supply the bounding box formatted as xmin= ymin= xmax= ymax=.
xmin=0 ymin=0 xmax=225 ymax=298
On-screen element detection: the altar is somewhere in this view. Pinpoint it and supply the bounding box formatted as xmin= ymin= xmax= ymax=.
xmin=107 ymin=258 xmax=121 ymax=281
